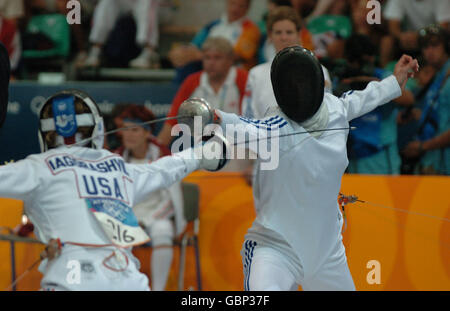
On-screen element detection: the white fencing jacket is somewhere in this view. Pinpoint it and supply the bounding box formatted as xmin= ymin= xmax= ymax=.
xmin=218 ymin=75 xmax=402 ymax=277
xmin=0 ymin=147 xmax=199 ymax=246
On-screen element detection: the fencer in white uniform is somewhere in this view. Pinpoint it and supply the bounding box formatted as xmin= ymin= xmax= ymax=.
xmin=0 ymin=90 xmax=228 ymax=290
xmin=203 ymin=47 xmax=418 ymax=290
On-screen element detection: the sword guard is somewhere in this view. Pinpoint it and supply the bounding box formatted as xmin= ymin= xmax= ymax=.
xmin=177 ymin=98 xmax=215 ymax=135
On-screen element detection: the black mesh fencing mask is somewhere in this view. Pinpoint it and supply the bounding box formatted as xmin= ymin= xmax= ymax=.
xmin=271 ymin=46 xmax=324 ymax=123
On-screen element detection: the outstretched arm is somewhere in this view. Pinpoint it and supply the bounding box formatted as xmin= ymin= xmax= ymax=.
xmin=341 ymin=54 xmax=419 ymax=121
xmin=130 ymin=149 xmax=200 ymax=204
xmin=131 ymin=135 xmax=229 ymax=204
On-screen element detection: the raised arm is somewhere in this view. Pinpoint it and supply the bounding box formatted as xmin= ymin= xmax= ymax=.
xmin=341 ymin=54 xmax=418 ymax=121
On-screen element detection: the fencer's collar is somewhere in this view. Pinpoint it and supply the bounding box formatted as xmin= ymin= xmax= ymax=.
xmin=264 ymin=106 xmax=281 ymax=118
xmin=299 ymin=101 xmax=329 ymax=138
xmin=268 ymin=103 xmax=329 ymax=138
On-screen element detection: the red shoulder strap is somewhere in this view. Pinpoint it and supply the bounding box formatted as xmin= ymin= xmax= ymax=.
xmin=166 ymin=72 xmax=202 ymax=126
xmin=235 ymin=68 xmax=249 ymax=114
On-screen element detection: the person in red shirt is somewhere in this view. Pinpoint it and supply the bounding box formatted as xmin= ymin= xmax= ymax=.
xmin=0 ymin=15 xmax=20 ymax=72
xmin=158 ymin=37 xmax=248 ymax=146
xmin=158 ymin=37 xmax=251 ymax=172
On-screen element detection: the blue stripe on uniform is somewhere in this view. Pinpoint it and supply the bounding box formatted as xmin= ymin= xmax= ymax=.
xmin=244 ymin=240 xmax=257 ymax=291
xmin=340 ymin=90 xmax=354 ymax=99
xmin=254 ymin=121 xmax=288 ymax=131
xmin=239 ymin=115 xmax=282 ymax=126
xmin=239 ymin=117 xmax=288 ymax=131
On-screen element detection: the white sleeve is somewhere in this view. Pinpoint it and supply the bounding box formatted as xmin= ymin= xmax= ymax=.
xmin=339 ymin=75 xmax=402 ymax=122
xmin=242 ymin=69 xmax=256 ymax=118
xmin=436 ymin=0 xmax=450 ymax=24
xmin=321 ymin=65 xmax=332 ymax=93
xmin=218 ymin=110 xmax=285 ymax=157
xmin=130 ymin=149 xmax=200 ymax=204
xmin=0 ymin=159 xmax=40 ymax=201
xmin=383 ymin=0 xmax=404 ymax=21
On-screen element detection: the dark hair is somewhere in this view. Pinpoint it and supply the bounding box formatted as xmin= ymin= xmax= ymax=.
xmin=344 ymin=34 xmax=376 ymax=62
xmin=115 ymin=104 xmax=156 ymax=132
xmin=270 ymin=0 xmax=292 ymax=6
xmin=419 ymin=24 xmax=449 ymax=54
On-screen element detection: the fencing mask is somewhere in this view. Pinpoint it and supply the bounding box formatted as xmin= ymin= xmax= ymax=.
xmin=271 ymin=46 xmax=324 ymax=123
xmin=38 ymin=89 xmax=104 ymax=152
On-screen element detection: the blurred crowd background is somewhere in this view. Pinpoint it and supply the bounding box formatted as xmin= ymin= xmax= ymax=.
xmin=1 ymin=0 xmax=449 ymax=175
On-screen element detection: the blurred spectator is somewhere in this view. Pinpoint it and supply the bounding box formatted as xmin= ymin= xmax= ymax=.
xmin=350 ymin=0 xmax=388 ymax=53
xmin=303 ymin=0 xmax=334 ymax=22
xmin=0 ymin=0 xmax=24 ymax=25
xmin=398 ymin=25 xmax=450 ymax=175
xmin=243 ymin=6 xmax=331 ymax=120
xmin=291 ymin=0 xmax=353 ymax=19
xmin=113 ymin=104 xmax=185 ymax=290
xmin=55 ymin=0 xmax=91 ymax=64
xmin=402 ymin=130 xmax=450 ymax=169
xmin=257 ymin=0 xmax=314 ymax=64
xmin=289 ymin=0 xmax=317 ymax=19
xmin=302 ymin=0 xmax=352 ymax=59
xmin=335 ymin=33 xmax=415 ymax=174
xmin=0 ymin=41 xmax=9 ymax=128
xmin=168 ymin=0 xmax=260 ymax=84
xmin=0 ymin=16 xmax=20 ymax=73
xmin=159 ymin=37 xmax=247 ymax=144
xmin=82 ymin=0 xmax=160 ymax=69
xmin=159 ymin=36 xmax=251 ymax=172
xmin=23 ymin=0 xmax=95 ymax=63
xmin=0 ymin=0 xmax=24 ymax=73
xmin=381 ymin=0 xmax=450 ymax=67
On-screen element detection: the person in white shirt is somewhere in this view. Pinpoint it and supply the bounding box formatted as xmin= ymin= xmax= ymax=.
xmin=83 ymin=0 xmax=160 ymax=69
xmin=0 ymin=90 xmax=228 ymax=290
xmin=380 ymin=0 xmax=450 ymax=67
xmin=189 ymin=47 xmax=418 ymax=290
